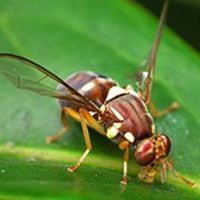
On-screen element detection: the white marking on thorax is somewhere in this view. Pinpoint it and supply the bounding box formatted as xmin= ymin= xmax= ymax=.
xmin=106 ymin=123 xmax=122 ymax=139
xmin=113 ymin=122 xmax=122 ymax=129
xmin=151 ymin=124 xmax=156 ymax=134
xmin=125 ymin=84 xmax=139 ymax=97
xmin=106 ymin=125 xmax=118 ymax=139
xmin=89 ymin=111 xmax=97 ymax=116
xmin=124 ymin=132 xmax=135 ymax=143
xmin=105 ymin=86 xmax=127 ymax=102
xmin=110 ymin=107 xmax=124 ymax=121
xmin=100 ymin=104 xmax=106 ymax=113
xmin=79 ymin=81 xmax=95 ymax=92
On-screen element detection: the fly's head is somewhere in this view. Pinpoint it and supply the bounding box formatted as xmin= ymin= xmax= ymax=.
xmin=134 ymin=134 xmax=171 ymax=184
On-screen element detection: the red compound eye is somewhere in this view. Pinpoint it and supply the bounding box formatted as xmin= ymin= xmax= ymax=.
xmin=160 ymin=134 xmax=171 ymax=157
xmin=134 ymin=139 xmax=156 ymax=166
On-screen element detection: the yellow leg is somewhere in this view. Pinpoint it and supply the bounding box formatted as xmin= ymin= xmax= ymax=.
xmin=67 ymin=108 xmax=92 ymax=172
xmin=149 ymin=101 xmax=180 ymax=118
xmin=120 ymin=142 xmax=130 ymax=185
xmin=46 ymin=107 xmax=81 ymax=143
xmin=67 ymin=108 xmax=106 ymax=172
xmin=47 ymin=107 xmax=105 ymax=171
xmin=164 ymin=158 xmax=196 ymax=187
xmin=81 ymin=109 xmax=106 ymax=136
xmin=46 ymin=127 xmax=67 ymax=144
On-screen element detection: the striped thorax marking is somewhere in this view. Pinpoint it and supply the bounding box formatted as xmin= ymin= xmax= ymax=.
xmin=105 ymin=86 xmax=127 ymax=102
xmin=103 ymin=92 xmax=153 ymax=142
xmin=110 ymin=107 xmax=124 ymax=121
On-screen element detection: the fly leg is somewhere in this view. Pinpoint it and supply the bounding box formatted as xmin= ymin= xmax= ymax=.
xmin=119 ymin=141 xmax=130 ymax=185
xmin=164 ymin=158 xmax=196 ymax=187
xmin=46 ymin=107 xmax=80 ymax=143
xmin=67 ymin=107 xmax=92 ymax=172
xmin=46 ymin=127 xmax=67 ymax=144
xmin=68 ymin=108 xmax=105 ymax=172
xmin=140 ymin=0 xmax=169 ymax=104
xmin=149 ymin=101 xmax=180 ymax=118
xmin=79 ymin=108 xmax=106 ymax=136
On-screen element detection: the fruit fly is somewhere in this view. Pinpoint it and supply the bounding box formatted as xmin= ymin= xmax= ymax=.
xmin=0 ymin=0 xmax=195 ymax=186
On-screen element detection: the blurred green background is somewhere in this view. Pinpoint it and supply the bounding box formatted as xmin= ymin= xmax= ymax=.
xmin=0 ymin=0 xmax=200 ymax=200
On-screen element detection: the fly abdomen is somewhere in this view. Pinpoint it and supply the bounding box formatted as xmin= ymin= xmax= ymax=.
xmin=58 ymin=71 xmax=117 ymax=110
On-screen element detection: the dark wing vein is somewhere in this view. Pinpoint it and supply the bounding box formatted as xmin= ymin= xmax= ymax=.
xmin=0 ymin=53 xmax=99 ymax=113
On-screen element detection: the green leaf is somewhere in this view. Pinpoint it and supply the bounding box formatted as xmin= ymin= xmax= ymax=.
xmin=0 ymin=0 xmax=200 ymax=200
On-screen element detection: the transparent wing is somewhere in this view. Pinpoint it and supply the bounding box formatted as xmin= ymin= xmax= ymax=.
xmin=133 ymin=58 xmax=149 ymax=92
xmin=0 ymin=53 xmax=99 ymax=112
